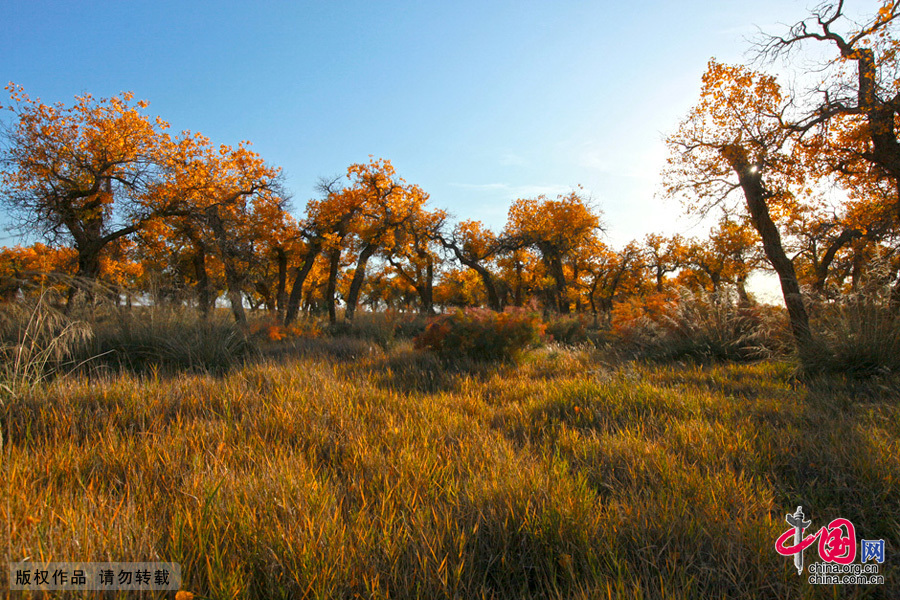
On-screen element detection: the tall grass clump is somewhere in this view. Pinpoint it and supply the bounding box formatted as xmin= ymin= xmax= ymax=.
xmin=544 ymin=314 xmax=591 ymax=346
xmin=326 ymin=310 xmax=430 ymax=349
xmin=82 ymin=305 xmax=256 ymax=375
xmin=415 ymin=307 xmax=545 ymax=362
xmin=611 ymin=288 xmax=787 ymax=363
xmin=807 ymin=289 xmax=900 ymax=377
xmin=0 ymin=291 xmax=91 ymax=392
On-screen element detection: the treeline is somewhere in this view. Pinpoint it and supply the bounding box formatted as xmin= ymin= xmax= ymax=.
xmin=5 ymin=0 xmax=900 ymax=373
xmin=0 ymin=84 xmax=899 ymax=336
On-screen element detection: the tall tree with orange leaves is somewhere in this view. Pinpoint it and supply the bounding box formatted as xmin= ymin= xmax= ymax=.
xmin=0 ymin=84 xmax=177 ymax=298
xmin=665 ymin=61 xmax=815 ymax=358
xmin=341 ymin=158 xmax=429 ymax=321
xmin=756 ymin=1 xmax=900 ymax=303
xmin=436 ymin=219 xmax=506 ymax=311
xmin=758 ymin=1 xmax=900 ymax=214
xmin=151 ymin=132 xmax=283 ymax=325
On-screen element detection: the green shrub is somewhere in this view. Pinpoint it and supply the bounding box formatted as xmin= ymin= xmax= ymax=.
xmin=414 ymin=308 xmax=545 ymax=362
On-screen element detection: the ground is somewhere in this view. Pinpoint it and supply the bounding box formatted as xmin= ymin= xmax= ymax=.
xmin=3 ymin=340 xmax=898 ymax=599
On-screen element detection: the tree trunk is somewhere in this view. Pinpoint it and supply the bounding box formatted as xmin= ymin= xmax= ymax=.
xmin=419 ymin=258 xmax=435 ymax=314
xmin=543 ymin=250 xmax=569 ymax=314
xmin=344 ymin=242 xmax=378 ymax=321
xmin=723 ymin=145 xmax=813 ymax=359
xmin=192 ymin=244 xmax=213 ymax=318
xmin=736 ymin=275 xmax=751 ymax=306
xmin=225 ymin=283 xmax=246 ymax=326
xmin=283 ymin=242 xmax=321 ymax=326
xmin=325 ymin=248 xmax=340 ymax=324
xmin=205 ymin=206 xmax=247 ymax=327
xmin=275 ymin=247 xmax=288 ymax=316
xmin=813 ymin=229 xmax=859 ymax=296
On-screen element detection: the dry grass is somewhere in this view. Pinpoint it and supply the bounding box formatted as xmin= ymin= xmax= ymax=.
xmin=1 ymin=308 xmax=898 ymax=598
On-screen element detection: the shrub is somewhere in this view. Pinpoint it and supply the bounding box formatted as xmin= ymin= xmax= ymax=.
xmin=324 ymin=311 xmax=431 ymax=349
xmin=414 ymin=308 xmax=545 ymax=362
xmin=249 ymin=316 xmax=322 ymax=342
xmin=544 ymin=315 xmax=590 ymax=346
xmin=326 ymin=312 xmax=397 ymax=348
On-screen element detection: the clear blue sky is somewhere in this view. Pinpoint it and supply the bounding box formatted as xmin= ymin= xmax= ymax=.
xmin=1 ymin=0 xmax=866 ymax=253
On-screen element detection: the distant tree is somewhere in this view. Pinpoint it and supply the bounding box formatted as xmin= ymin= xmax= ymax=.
xmin=341 ymin=159 xmax=428 ymax=321
xmin=152 ymin=132 xmax=283 ymax=325
xmin=643 ymin=233 xmax=686 ymax=293
xmin=0 ymin=243 xmax=75 ymax=300
xmin=582 ymin=241 xmax=644 ymax=324
xmin=437 ymin=219 xmax=505 ymax=310
xmin=683 ymin=215 xmax=761 ymax=300
xmin=505 ymin=191 xmax=603 ymax=313
xmin=386 ymin=207 xmax=447 ymax=314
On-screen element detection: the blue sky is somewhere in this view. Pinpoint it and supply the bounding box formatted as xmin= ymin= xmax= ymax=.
xmin=1 ymin=0 xmax=862 ymax=257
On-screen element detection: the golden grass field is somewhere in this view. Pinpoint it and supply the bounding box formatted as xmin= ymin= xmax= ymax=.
xmin=2 ymin=323 xmax=898 ymax=598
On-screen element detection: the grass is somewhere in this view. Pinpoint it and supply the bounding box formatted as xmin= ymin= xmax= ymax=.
xmin=2 ymin=332 xmax=898 ymax=598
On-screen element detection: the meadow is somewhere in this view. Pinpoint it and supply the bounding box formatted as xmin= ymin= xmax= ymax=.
xmin=1 ymin=304 xmax=898 ymax=599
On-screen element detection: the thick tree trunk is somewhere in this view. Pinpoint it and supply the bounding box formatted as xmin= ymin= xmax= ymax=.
xmin=283 ymin=242 xmax=321 ymax=326
xmin=325 ymin=249 xmax=340 ymax=324
xmin=513 ymin=259 xmax=524 ymax=307
xmin=543 ymin=251 xmax=569 ymax=314
xmin=344 ymin=242 xmax=378 ymax=321
xmin=736 ymin=275 xmax=751 ymax=306
xmin=419 ymin=259 xmax=435 ymax=314
xmin=64 ymin=242 xmax=103 ymax=313
xmin=225 ymin=283 xmax=246 ymax=326
xmin=275 ymin=247 xmax=288 ymax=315
xmin=723 ymin=145 xmax=813 ymax=359
xmin=205 ymin=206 xmax=247 ymax=327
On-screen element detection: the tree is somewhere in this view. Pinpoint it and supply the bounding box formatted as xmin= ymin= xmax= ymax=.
xmin=0 ymin=85 xmax=175 ymax=299
xmin=152 ymin=132 xmax=283 ymax=325
xmin=785 ymin=205 xmax=861 ymax=296
xmin=437 ymin=219 xmax=505 ymax=310
xmin=683 ymin=215 xmax=761 ymax=300
xmin=282 ymin=176 xmax=354 ymax=326
xmin=386 ymin=207 xmax=447 ymax=314
xmin=665 ymin=61 xmax=815 ymax=357
xmin=759 ymin=1 xmax=900 ymax=214
xmin=0 ymin=243 xmax=75 ymax=300
xmin=643 ymin=233 xmax=686 ymax=293
xmin=505 ymin=191 xmax=603 ymax=313
xmin=583 ymin=241 xmax=644 ymax=323
xmin=341 ymin=159 xmax=428 ymax=321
